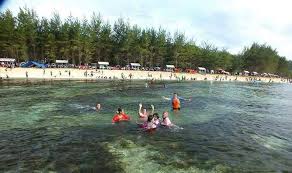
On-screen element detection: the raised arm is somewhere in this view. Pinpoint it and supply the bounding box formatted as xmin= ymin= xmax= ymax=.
xmin=162 ymin=96 xmax=171 ymax=101
xmin=178 ymin=96 xmax=191 ymax=101
xmin=138 ymin=103 xmax=143 ymax=116
xmin=151 ymin=104 xmax=155 ymax=114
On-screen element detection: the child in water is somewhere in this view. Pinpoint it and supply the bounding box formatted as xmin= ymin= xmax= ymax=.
xmin=146 ymin=114 xmax=157 ymax=130
xmin=153 ymin=113 xmax=160 ymax=126
xmin=161 ymin=111 xmax=173 ymax=127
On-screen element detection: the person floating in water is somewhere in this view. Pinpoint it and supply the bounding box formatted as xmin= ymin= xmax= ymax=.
xmin=96 ymin=103 xmax=101 ymax=111
xmin=112 ymin=108 xmax=130 ymax=123
xmin=138 ymin=103 xmax=154 ymax=121
xmin=163 ymin=93 xmax=191 ymax=110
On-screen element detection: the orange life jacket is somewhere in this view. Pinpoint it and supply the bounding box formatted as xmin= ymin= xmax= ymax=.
xmin=172 ymin=98 xmax=180 ymax=109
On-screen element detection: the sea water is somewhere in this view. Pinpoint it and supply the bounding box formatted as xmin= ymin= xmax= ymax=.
xmin=0 ymin=80 xmax=292 ymax=172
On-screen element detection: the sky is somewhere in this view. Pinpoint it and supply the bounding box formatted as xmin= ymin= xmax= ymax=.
xmin=1 ymin=0 xmax=292 ymax=60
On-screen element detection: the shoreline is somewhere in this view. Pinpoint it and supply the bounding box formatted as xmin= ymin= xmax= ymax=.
xmin=0 ymin=67 xmax=290 ymax=84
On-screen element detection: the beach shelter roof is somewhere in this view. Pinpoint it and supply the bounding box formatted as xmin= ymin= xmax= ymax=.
xmin=0 ymin=58 xmax=15 ymax=62
xmin=198 ymin=67 xmax=206 ymax=71
xmin=56 ymin=60 xmax=68 ymax=64
xmin=98 ymin=62 xmax=109 ymax=65
xmin=166 ymin=65 xmax=175 ymax=68
xmin=130 ymin=63 xmax=141 ymax=67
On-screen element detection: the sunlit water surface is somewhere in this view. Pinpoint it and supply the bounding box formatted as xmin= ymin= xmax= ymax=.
xmin=0 ymin=80 xmax=292 ymax=173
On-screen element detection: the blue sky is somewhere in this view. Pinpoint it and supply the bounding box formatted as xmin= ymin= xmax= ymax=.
xmin=1 ymin=0 xmax=292 ymax=60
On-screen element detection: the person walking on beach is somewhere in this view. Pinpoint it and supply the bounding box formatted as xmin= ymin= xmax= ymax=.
xmin=129 ymin=73 xmax=133 ymax=79
xmin=25 ymin=71 xmax=28 ymax=78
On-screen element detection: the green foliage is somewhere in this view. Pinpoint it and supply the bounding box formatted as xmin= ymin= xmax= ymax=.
xmin=0 ymin=8 xmax=291 ymax=77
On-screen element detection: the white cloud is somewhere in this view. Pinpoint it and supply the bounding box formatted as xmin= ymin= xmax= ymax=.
xmin=1 ymin=0 xmax=292 ymax=59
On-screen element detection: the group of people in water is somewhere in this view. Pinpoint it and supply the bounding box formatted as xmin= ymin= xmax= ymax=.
xmin=95 ymin=93 xmax=191 ymax=131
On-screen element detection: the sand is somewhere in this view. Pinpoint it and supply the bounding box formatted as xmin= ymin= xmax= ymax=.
xmin=0 ymin=67 xmax=290 ymax=84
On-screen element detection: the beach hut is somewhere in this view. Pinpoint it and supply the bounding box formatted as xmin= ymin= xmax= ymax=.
xmin=130 ymin=63 xmax=141 ymax=70
xmin=0 ymin=58 xmax=15 ymax=67
xmin=198 ymin=67 xmax=206 ymax=74
xmin=56 ymin=60 xmax=69 ymax=68
xmin=165 ymin=65 xmax=175 ymax=72
xmin=98 ymin=62 xmax=109 ymax=69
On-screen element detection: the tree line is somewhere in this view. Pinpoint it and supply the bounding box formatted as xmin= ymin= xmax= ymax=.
xmin=0 ymin=8 xmax=291 ymax=77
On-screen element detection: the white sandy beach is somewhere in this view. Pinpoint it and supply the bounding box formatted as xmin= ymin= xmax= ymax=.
xmin=0 ymin=67 xmax=290 ymax=84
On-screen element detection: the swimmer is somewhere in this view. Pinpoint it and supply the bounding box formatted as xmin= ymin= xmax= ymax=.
xmin=146 ymin=114 xmax=157 ymax=130
xmin=161 ymin=111 xmax=173 ymax=127
xmin=112 ymin=108 xmax=130 ymax=123
xmin=163 ymin=93 xmax=191 ymax=110
xmin=153 ymin=113 xmax=160 ymax=126
xmin=96 ymin=103 xmax=101 ymax=111
xmin=138 ymin=103 xmax=154 ymax=120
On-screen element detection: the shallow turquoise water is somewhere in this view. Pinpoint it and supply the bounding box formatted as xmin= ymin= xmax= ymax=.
xmin=0 ymin=80 xmax=292 ymax=172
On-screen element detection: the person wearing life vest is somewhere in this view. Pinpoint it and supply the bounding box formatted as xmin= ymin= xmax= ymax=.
xmin=112 ymin=108 xmax=130 ymax=123
xmin=172 ymin=93 xmax=181 ymax=110
xmin=162 ymin=93 xmax=191 ymax=110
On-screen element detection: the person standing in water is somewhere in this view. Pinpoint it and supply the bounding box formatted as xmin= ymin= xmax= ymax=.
xmin=163 ymin=93 xmax=191 ymax=110
xmin=161 ymin=111 xmax=173 ymax=126
xmin=138 ymin=103 xmax=154 ymax=120
xmin=112 ymin=108 xmax=130 ymax=123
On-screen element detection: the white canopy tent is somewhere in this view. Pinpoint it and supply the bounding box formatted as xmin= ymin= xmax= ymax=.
xmin=243 ymin=70 xmax=250 ymax=76
xmin=165 ymin=64 xmax=175 ymax=72
xmin=54 ymin=60 xmax=69 ymax=68
xmin=0 ymin=58 xmax=15 ymax=62
xmin=0 ymin=58 xmax=16 ymax=66
xmin=198 ymin=67 xmax=206 ymax=73
xmin=130 ymin=63 xmax=141 ymax=67
xmin=56 ymin=60 xmax=68 ymax=64
xmin=166 ymin=65 xmax=175 ymax=68
xmin=98 ymin=62 xmax=109 ymax=69
xmin=130 ymin=63 xmax=141 ymax=70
